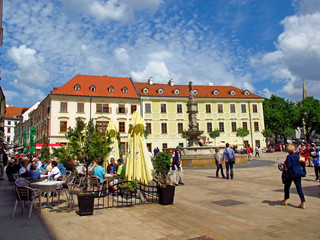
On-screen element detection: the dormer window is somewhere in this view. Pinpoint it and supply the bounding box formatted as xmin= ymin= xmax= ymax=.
xmin=122 ymin=87 xmax=128 ymax=94
xmin=108 ymin=86 xmax=114 ymax=93
xmin=193 ymin=89 xmax=198 ymax=95
xmin=230 ymin=90 xmax=236 ymax=96
xmin=244 ymin=90 xmax=250 ymax=96
xmin=143 ymin=88 xmax=149 ymax=94
xmin=89 ymin=85 xmax=96 ymax=92
xmin=174 ymin=89 xmax=180 ymax=95
xmin=213 ymin=89 xmax=219 ymax=96
xmin=74 ymin=84 xmax=81 ymax=91
xmin=158 ymin=88 xmax=164 ymax=95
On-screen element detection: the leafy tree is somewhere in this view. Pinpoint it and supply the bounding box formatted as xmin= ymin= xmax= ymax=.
xmin=262 ymin=129 xmax=273 ymax=147
xmin=297 ymin=96 xmax=320 ymax=142
xmin=52 ymin=146 xmax=71 ymax=165
xmin=181 ymin=130 xmax=188 ymax=139
xmin=143 ymin=129 xmax=149 ymax=139
xmin=66 ymin=117 xmax=112 ymax=190
xmin=263 ymin=95 xmax=300 ymax=143
xmin=209 ymin=129 xmax=220 ymax=145
xmin=236 ymin=127 xmax=250 ymax=145
xmin=40 ymin=136 xmax=51 ymax=161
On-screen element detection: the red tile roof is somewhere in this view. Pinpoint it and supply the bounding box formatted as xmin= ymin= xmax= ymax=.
xmin=134 ymin=82 xmax=263 ymax=99
xmin=5 ymin=106 xmax=26 ymax=118
xmin=50 ymin=75 xmax=139 ymax=99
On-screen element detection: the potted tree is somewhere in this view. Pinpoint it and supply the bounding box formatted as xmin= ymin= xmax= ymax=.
xmin=153 ymin=151 xmax=176 ymax=205
xmin=63 ymin=117 xmax=111 ymax=215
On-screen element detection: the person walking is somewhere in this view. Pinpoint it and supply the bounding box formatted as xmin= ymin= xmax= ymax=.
xmin=255 ymin=145 xmax=260 ymax=158
xmin=281 ymin=144 xmax=306 ymax=209
xmin=173 ymin=145 xmax=184 ymax=185
xmin=313 ymin=151 xmax=320 ymax=182
xmin=214 ymin=147 xmax=225 ymax=178
xmin=247 ymin=144 xmax=253 ymax=160
xmin=222 ymin=143 xmax=235 ymax=179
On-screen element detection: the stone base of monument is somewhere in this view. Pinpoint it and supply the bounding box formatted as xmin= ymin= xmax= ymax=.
xmin=181 ymin=147 xmax=248 ymax=168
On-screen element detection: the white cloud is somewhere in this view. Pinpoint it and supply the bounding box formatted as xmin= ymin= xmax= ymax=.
xmin=131 ymin=61 xmax=170 ymax=82
xmin=3 ymin=90 xmax=19 ymax=103
xmin=114 ymin=48 xmax=130 ymax=73
xmin=262 ymin=88 xmax=273 ymax=98
xmin=252 ymin=0 xmax=320 ymax=100
xmin=7 ymin=45 xmax=49 ymax=87
xmin=62 ymin=0 xmax=163 ymax=22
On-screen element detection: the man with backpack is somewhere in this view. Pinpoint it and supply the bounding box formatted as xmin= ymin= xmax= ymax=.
xmin=222 ymin=143 xmax=235 ymax=180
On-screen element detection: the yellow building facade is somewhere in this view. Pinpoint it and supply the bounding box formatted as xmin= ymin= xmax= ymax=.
xmin=135 ymin=79 xmax=265 ymax=152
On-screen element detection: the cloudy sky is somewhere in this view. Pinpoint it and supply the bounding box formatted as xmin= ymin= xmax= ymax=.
xmin=1 ymin=0 xmax=320 ymax=107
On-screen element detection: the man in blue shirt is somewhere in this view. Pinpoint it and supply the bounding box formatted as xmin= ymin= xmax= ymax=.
xmin=21 ymin=164 xmax=40 ymax=180
xmin=93 ymin=160 xmax=106 ymax=183
xmin=222 ymin=143 xmax=235 ymax=179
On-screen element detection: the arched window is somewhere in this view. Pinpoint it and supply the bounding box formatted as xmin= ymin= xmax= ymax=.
xmin=143 ymin=88 xmax=149 ymax=94
xmin=174 ymin=89 xmax=180 ymax=95
xmin=158 ymin=88 xmax=164 ymax=94
xmin=213 ymin=89 xmax=219 ymax=96
xmin=193 ymin=89 xmax=198 ymax=95
xmin=74 ymin=84 xmax=81 ymax=91
xmin=108 ymin=86 xmax=114 ymax=93
xmin=89 ymin=85 xmax=96 ymax=92
xmin=244 ymin=90 xmax=250 ymax=96
xmin=230 ymin=90 xmax=236 ymax=96
xmin=122 ymin=87 xmax=128 ymax=94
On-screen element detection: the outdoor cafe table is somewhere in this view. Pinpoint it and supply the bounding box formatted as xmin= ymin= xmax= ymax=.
xmin=31 ymin=180 xmax=65 ymax=209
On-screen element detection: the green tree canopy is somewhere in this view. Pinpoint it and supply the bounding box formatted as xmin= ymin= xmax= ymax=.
xmin=40 ymin=136 xmax=51 ymax=161
xmin=263 ymin=95 xmax=300 ymax=143
xmin=65 ymin=117 xmax=112 ymax=190
xmin=262 ymin=128 xmax=273 ymax=146
xmin=209 ymin=129 xmax=220 ymax=145
xmin=236 ymin=127 xmax=250 ymax=145
xmin=297 ymin=96 xmax=320 ymax=141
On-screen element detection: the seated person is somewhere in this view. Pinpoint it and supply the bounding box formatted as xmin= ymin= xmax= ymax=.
xmin=57 ymin=162 xmax=67 ymax=175
xmin=19 ymin=159 xmax=30 ymax=176
xmin=106 ymin=158 xmax=118 ymax=174
xmin=93 ymin=160 xmax=106 ymax=183
xmin=109 ymin=158 xmax=126 ymax=190
xmin=6 ymin=158 xmax=19 ymax=181
xmin=75 ymin=161 xmax=86 ymax=176
xmin=48 ymin=161 xmax=61 ymax=180
xmin=21 ymin=163 xmax=40 ymax=180
xmin=39 ymin=159 xmax=50 ymax=173
xmin=88 ymin=160 xmax=97 ymax=175
xmin=32 ymin=157 xmax=42 ymax=171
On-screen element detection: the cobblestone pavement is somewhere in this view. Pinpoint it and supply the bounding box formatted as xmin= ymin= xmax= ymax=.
xmin=1 ymin=152 xmax=320 ymax=240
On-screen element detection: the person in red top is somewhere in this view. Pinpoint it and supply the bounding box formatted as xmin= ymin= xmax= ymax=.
xmin=298 ymin=147 xmax=307 ymax=175
xmin=247 ymin=144 xmax=253 ymax=160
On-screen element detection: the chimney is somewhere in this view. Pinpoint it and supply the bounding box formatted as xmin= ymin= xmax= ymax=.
xmin=168 ymin=78 xmax=174 ymax=86
xmin=148 ymin=77 xmax=153 ymax=85
xmin=208 ymin=83 xmax=214 ymax=86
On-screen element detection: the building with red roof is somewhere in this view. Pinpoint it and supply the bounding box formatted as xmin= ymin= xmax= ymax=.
xmin=30 ymin=75 xmax=140 ymax=156
xmin=134 ymin=77 xmax=265 ymax=153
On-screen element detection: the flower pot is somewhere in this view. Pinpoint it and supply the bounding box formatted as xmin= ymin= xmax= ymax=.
xmin=77 ymin=192 xmax=95 ymax=216
xmin=157 ymin=185 xmax=175 ymax=205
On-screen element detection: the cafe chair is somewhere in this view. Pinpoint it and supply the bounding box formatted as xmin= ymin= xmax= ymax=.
xmin=89 ymin=176 xmax=102 ymax=192
xmin=15 ymin=178 xmax=30 ymax=187
xmin=12 ymin=186 xmax=41 ymax=219
xmin=67 ymin=178 xmax=79 ymax=210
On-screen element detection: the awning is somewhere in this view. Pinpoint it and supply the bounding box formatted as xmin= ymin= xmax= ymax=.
xmin=35 ymin=143 xmax=65 ymax=149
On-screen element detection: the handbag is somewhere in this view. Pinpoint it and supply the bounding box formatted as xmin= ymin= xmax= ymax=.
xmin=281 ymin=170 xmax=290 ymax=184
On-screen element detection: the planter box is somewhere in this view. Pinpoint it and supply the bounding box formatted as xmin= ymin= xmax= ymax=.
xmin=157 ymin=185 xmax=175 ymax=205
xmin=77 ymin=192 xmax=95 ymax=216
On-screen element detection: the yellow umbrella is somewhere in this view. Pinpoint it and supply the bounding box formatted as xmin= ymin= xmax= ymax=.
xmin=104 ymin=120 xmax=120 ymax=169
xmin=126 ymin=112 xmax=154 ymax=184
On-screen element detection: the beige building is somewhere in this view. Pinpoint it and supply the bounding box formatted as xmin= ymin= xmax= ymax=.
xmin=16 ymin=74 xmax=266 ymax=155
xmin=30 ymin=75 xmax=140 ymax=155
xmin=134 ymin=78 xmax=266 ymax=152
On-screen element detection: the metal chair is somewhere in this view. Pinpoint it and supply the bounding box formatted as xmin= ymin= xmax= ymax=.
xmin=89 ymin=175 xmax=102 ymax=192
xmin=66 ymin=177 xmax=79 ymax=210
xmin=15 ymin=178 xmax=30 ymax=187
xmin=12 ymin=186 xmax=41 ymax=219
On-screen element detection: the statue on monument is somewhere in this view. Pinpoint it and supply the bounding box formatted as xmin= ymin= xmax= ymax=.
xmin=188 ymin=81 xmax=193 ymax=96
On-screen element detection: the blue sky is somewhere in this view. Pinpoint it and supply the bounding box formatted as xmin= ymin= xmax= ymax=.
xmin=2 ymin=0 xmax=320 ymax=107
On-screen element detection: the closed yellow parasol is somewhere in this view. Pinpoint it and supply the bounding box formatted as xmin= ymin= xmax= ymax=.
xmin=126 ymin=112 xmax=154 ymax=184
xmin=104 ymin=120 xmax=120 ymax=170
